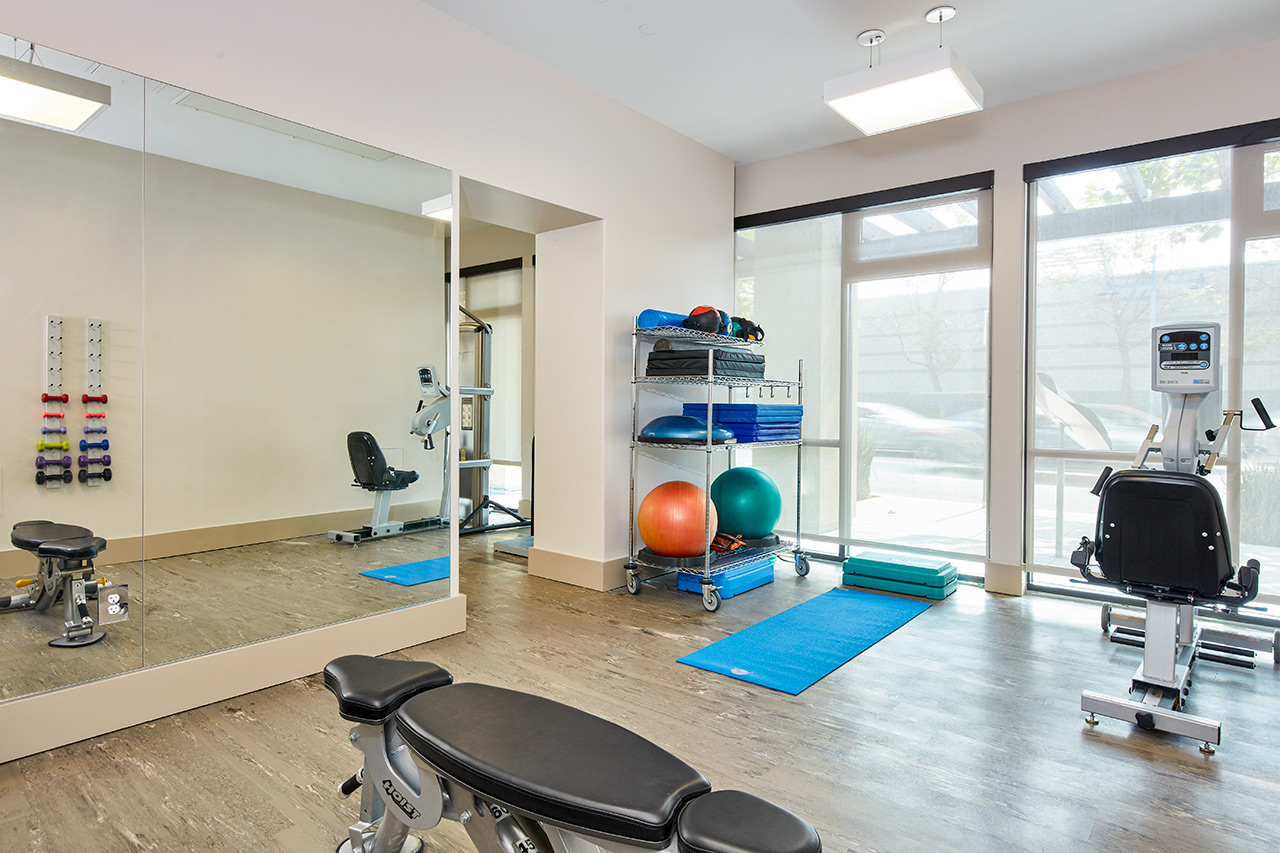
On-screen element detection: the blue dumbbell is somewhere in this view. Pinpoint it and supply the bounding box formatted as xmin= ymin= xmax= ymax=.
xmin=80 ymin=438 xmax=109 ymax=452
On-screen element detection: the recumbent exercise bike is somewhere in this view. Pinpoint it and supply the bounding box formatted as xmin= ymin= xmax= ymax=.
xmin=1070 ymin=322 xmax=1276 ymax=753
xmin=324 ymin=655 xmax=821 ymax=853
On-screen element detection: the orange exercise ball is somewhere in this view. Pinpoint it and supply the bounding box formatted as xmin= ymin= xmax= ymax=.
xmin=637 ymin=480 xmax=717 ymax=558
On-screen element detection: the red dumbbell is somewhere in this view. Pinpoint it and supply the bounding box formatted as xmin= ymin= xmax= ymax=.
xmin=85 ymin=412 xmax=106 ymax=419
xmin=42 ymin=411 xmax=65 ymax=419
xmin=82 ymin=394 xmax=108 ymax=404
xmin=42 ymin=393 xmax=69 ymax=403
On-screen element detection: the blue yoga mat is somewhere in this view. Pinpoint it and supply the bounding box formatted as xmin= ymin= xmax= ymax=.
xmin=360 ymin=556 xmax=451 ymax=586
xmin=678 ymin=587 xmax=931 ymax=694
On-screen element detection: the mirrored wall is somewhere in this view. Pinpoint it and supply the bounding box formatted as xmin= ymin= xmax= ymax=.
xmin=0 ymin=34 xmax=455 ymax=698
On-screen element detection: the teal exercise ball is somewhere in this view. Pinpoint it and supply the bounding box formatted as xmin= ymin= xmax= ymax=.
xmin=710 ymin=467 xmax=781 ymax=540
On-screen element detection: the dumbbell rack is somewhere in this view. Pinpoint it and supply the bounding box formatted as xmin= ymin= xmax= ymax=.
xmin=36 ymin=315 xmax=73 ymax=487
xmin=79 ymin=318 xmax=111 ymax=486
xmin=34 ymin=316 xmax=112 ymax=487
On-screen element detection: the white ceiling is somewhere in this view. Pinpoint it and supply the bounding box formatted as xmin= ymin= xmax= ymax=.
xmin=418 ymin=0 xmax=1280 ymax=165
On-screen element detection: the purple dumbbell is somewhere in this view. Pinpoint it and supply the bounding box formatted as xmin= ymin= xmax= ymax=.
xmin=78 ymin=454 xmax=111 ymax=467
xmin=79 ymin=438 xmax=108 ymax=452
xmin=41 ymin=425 xmax=68 ymax=435
xmin=36 ymin=455 xmax=73 ymax=469
xmin=84 ymin=425 xmax=108 ymax=435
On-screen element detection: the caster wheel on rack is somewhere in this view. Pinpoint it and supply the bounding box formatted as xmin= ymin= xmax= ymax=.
xmin=795 ymin=555 xmax=810 ymax=577
xmin=702 ymin=586 xmax=721 ymax=612
xmin=626 ymin=570 xmax=640 ymax=595
xmin=1100 ymin=602 xmax=1112 ymax=635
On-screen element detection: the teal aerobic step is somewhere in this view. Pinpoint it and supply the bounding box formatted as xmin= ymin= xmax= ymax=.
xmin=844 ymin=573 xmax=957 ymax=600
xmin=842 ymin=550 xmax=957 ymax=599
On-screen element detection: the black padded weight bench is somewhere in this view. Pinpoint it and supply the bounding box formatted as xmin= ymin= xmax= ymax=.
xmin=1072 ymin=468 xmax=1262 ymax=752
xmin=324 ymin=655 xmax=822 ymax=853
xmin=4 ymin=520 xmax=113 ymax=647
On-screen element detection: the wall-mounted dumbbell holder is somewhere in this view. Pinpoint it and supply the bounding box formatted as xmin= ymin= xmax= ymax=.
xmin=39 ymin=316 xmax=67 ymax=489
xmin=81 ymin=319 xmax=109 ymax=487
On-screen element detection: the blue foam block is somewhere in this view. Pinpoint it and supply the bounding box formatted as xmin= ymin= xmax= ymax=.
xmin=677 ymin=557 xmax=775 ymax=599
xmin=360 ymin=556 xmax=451 ymax=586
xmin=678 ymin=588 xmax=930 ymax=694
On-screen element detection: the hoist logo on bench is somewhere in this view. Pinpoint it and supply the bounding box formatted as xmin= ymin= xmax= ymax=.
xmin=382 ymin=778 xmax=422 ymax=820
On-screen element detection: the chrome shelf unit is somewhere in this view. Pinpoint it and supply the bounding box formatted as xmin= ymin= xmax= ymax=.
xmin=626 ymin=322 xmax=807 ymax=611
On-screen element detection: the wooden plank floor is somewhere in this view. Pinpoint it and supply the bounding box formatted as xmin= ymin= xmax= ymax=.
xmin=0 ymin=531 xmax=450 ymax=700
xmin=1 ymin=534 xmax=1277 ymax=852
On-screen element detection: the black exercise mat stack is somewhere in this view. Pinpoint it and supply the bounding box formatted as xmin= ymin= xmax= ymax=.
xmin=646 ymin=349 xmax=765 ymax=378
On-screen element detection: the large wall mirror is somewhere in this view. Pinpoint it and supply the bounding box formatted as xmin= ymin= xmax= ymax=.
xmin=0 ymin=33 xmax=455 ymax=700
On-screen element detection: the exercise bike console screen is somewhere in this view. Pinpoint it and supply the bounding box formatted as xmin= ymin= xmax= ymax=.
xmin=1151 ymin=321 xmax=1219 ymax=394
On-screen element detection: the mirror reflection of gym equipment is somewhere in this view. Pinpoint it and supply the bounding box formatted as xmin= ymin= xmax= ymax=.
xmin=328 ymin=304 xmax=530 ymax=544
xmin=1071 ymin=322 xmax=1277 ymax=753
xmin=456 ymin=305 xmax=530 ymax=537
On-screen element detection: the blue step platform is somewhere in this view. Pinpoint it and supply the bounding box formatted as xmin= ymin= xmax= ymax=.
xmin=677 ymin=555 xmax=775 ymax=599
xmin=842 ymin=550 xmax=957 ymax=600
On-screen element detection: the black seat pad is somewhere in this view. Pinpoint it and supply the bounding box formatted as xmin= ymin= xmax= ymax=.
xmin=677 ymin=791 xmax=821 ymax=853
xmin=11 ymin=522 xmax=93 ymax=552
xmin=36 ymin=536 xmax=106 ymax=560
xmin=324 ymin=655 xmax=453 ymax=723
xmin=396 ymin=683 xmax=710 ymax=845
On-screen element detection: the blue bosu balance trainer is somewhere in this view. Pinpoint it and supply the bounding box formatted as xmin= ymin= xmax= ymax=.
xmin=842 ymin=551 xmax=957 ymax=600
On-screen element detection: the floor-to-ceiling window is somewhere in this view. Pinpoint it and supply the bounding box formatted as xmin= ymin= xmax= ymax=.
xmin=735 ymin=178 xmax=993 ymax=572
xmin=1027 ymin=137 xmax=1280 ymax=609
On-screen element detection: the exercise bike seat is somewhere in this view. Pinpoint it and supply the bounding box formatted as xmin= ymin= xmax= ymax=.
xmin=347 ymin=431 xmax=420 ymax=492
xmin=35 ymin=536 xmax=106 ymax=561
xmin=395 ymin=682 xmax=712 ymax=845
xmin=11 ymin=522 xmax=94 ymax=553
xmin=1086 ymin=469 xmax=1255 ymax=604
xmin=677 ymin=791 xmax=821 ymax=853
xmin=324 ymin=655 xmax=453 ymax=724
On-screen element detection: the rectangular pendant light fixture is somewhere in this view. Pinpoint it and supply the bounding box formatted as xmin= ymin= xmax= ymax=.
xmin=824 ymin=47 xmax=982 ymax=136
xmin=0 ymin=53 xmax=111 ymax=132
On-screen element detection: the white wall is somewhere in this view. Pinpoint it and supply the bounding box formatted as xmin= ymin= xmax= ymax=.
xmin=0 ymin=127 xmax=446 ymax=555
xmin=735 ymin=38 xmax=1280 ymax=590
xmin=0 ymin=0 xmax=735 ymax=586
xmin=0 ymin=119 xmax=144 ymax=547
xmin=143 ymin=153 xmax=447 ymax=533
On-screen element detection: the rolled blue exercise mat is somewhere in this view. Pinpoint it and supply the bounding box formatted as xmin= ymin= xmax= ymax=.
xmin=637 ymin=308 xmax=689 ymax=329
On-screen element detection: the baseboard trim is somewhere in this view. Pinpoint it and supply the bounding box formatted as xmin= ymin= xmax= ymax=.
xmin=528 ymin=547 xmax=629 ymax=592
xmin=0 ymin=501 xmax=441 ymax=574
xmin=0 ymin=592 xmax=466 ymax=763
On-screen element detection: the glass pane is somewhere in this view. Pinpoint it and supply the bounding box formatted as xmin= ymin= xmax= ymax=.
xmin=1033 ymin=151 xmax=1230 ymax=454
xmin=735 ymin=216 xmax=841 ymax=445
xmin=858 ymin=197 xmax=980 ymax=260
xmin=854 ymin=268 xmax=989 ymax=556
xmin=1241 ymin=237 xmax=1280 ymax=598
xmin=1264 ymin=150 xmax=1279 ymax=211
xmin=464 ymin=268 xmax=523 ymax=463
xmin=142 ymin=84 xmax=453 ymax=665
